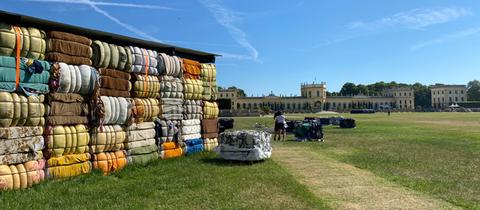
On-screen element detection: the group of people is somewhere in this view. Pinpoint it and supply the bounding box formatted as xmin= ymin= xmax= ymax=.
xmin=273 ymin=110 xmax=286 ymax=141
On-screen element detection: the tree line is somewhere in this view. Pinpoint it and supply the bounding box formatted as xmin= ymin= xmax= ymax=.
xmin=328 ymin=80 xmax=480 ymax=108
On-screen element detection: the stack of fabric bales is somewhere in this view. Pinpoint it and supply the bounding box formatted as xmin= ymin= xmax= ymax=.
xmin=200 ymin=63 xmax=219 ymax=150
xmin=181 ymin=58 xmax=203 ymax=155
xmin=0 ymin=23 xmax=48 ymax=189
xmin=156 ymin=53 xmax=183 ymax=159
xmin=125 ymin=47 xmax=159 ymax=165
xmin=89 ymin=40 xmax=131 ymax=175
xmin=216 ymin=130 xmax=272 ymax=161
xmin=44 ymin=31 xmax=94 ymax=179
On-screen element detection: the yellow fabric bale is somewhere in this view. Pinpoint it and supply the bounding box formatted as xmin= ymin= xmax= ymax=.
xmin=46 ymin=125 xmax=89 ymax=157
xmin=0 ymin=92 xmax=45 ymax=127
xmin=90 ymin=125 xmax=126 ymax=153
xmin=203 ymin=101 xmax=219 ymax=119
xmin=47 ymin=153 xmax=91 ymax=178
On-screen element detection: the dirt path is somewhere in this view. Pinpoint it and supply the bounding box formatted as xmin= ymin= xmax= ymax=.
xmin=273 ymin=145 xmax=459 ymax=210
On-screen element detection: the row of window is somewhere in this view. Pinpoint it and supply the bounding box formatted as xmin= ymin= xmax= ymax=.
xmin=432 ymin=90 xmax=464 ymax=95
xmin=393 ymin=92 xmax=412 ymax=97
xmin=432 ymin=97 xmax=464 ymax=103
xmin=219 ymin=93 xmax=235 ymax=98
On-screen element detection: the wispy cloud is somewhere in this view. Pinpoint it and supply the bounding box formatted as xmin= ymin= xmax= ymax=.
xmin=25 ymin=0 xmax=168 ymax=42
xmin=411 ymin=27 xmax=480 ymax=50
xmin=350 ymin=7 xmax=471 ymax=30
xmin=25 ymin=0 xmax=175 ymax=10
xmin=200 ymin=0 xmax=260 ymax=62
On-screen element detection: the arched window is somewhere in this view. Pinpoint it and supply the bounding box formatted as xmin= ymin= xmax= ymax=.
xmin=242 ymin=103 xmax=246 ymax=109
xmin=317 ymin=90 xmax=320 ymax=97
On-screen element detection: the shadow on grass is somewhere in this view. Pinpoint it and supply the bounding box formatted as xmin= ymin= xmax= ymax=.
xmin=199 ymin=156 xmax=266 ymax=166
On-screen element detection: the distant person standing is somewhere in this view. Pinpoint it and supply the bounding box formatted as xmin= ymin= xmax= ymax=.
xmin=388 ymin=109 xmax=391 ymax=116
xmin=274 ymin=111 xmax=286 ymax=141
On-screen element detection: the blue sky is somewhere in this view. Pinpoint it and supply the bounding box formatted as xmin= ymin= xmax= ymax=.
xmin=1 ymin=0 xmax=479 ymax=96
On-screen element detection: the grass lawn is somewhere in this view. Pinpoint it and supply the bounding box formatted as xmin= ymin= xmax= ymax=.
xmin=233 ymin=112 xmax=480 ymax=209
xmin=0 ymin=152 xmax=329 ymax=210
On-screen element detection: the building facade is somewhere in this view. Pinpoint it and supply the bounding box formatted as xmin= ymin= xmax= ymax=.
xmin=430 ymin=85 xmax=467 ymax=109
xmin=220 ymin=83 xmax=415 ymax=112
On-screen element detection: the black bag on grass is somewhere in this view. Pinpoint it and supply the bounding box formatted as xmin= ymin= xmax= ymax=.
xmin=339 ymin=118 xmax=356 ymax=128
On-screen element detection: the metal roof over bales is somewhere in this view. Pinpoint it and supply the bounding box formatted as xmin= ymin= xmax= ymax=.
xmin=0 ymin=10 xmax=219 ymax=63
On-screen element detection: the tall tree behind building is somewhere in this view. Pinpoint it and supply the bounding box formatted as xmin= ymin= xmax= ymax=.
xmin=467 ymin=80 xmax=480 ymax=101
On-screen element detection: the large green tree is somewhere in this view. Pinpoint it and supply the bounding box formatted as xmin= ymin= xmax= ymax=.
xmin=339 ymin=82 xmax=358 ymax=95
xmin=467 ymin=80 xmax=480 ymax=101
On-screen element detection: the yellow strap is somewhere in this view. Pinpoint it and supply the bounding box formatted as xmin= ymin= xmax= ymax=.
xmin=142 ymin=49 xmax=150 ymax=96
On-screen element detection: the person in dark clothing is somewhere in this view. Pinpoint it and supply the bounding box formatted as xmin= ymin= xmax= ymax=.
xmin=274 ymin=111 xmax=286 ymax=141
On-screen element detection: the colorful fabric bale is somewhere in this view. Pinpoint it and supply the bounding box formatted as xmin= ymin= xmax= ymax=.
xmin=90 ymin=125 xmax=126 ymax=154
xmin=46 ymin=31 xmax=92 ymax=65
xmin=92 ymin=151 xmax=127 ymax=175
xmin=132 ymin=98 xmax=160 ymax=123
xmin=131 ymin=74 xmax=160 ymax=98
xmin=201 ymin=63 xmax=218 ymax=101
xmin=203 ymin=138 xmax=218 ymax=151
xmin=0 ymin=92 xmax=45 ymax=127
xmin=182 ymin=58 xmax=200 ymax=79
xmin=181 ymin=119 xmax=201 ymax=141
xmin=45 ymin=93 xmax=88 ymax=126
xmin=0 ymin=56 xmax=50 ymax=94
xmin=90 ymin=96 xmax=131 ymax=126
xmin=49 ymin=62 xmax=97 ymax=95
xmin=0 ymin=23 xmax=46 ymax=60
xmin=91 ymin=40 xmax=132 ymax=71
xmin=44 ymin=125 xmax=89 ymax=158
xmin=154 ymin=119 xmax=180 ymax=143
xmin=158 ymin=53 xmax=182 ymax=77
xmin=184 ymin=138 xmax=203 ymax=155
xmin=183 ymin=78 xmax=203 ymax=100
xmin=0 ymin=126 xmax=44 ymax=165
xmin=129 ymin=46 xmax=158 ymax=75
xmin=159 ymin=142 xmax=183 ymax=159
xmin=216 ymin=130 xmax=272 ymax=161
xmin=125 ymin=122 xmax=158 ymax=165
xmin=159 ymin=98 xmax=183 ymax=120
xmin=46 ymin=153 xmax=91 ymax=178
xmin=160 ymin=75 xmax=183 ymax=98
xmin=0 ymin=159 xmax=45 ymax=190
xmin=201 ymin=118 xmax=219 ymax=139
xmin=203 ymin=101 xmax=219 ymax=119
xmin=184 ymin=100 xmax=202 ymax=120
xmin=95 ymin=68 xmax=132 ymax=98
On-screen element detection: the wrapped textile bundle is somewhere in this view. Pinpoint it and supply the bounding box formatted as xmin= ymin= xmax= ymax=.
xmin=182 ymin=58 xmax=200 ymax=79
xmin=159 ymin=142 xmax=183 ymax=159
xmin=125 ymin=122 xmax=158 ymax=165
xmin=154 ymin=119 xmax=180 ymax=143
xmin=203 ymin=138 xmax=218 ymax=152
xmin=44 ymin=125 xmax=89 ymax=158
xmin=0 ymin=159 xmax=45 ymax=190
xmin=49 ymin=62 xmax=97 ymax=95
xmin=181 ymin=119 xmax=201 ymax=141
xmin=91 ymin=151 xmax=127 ymax=175
xmin=183 ymin=78 xmax=203 ymax=100
xmin=0 ymin=92 xmax=45 ymax=127
xmin=132 ymin=98 xmax=160 ymax=123
xmin=91 ymin=40 xmax=132 ymax=71
xmin=131 ymin=74 xmax=160 ymax=98
xmin=46 ymin=31 xmax=92 ymax=65
xmin=184 ymin=138 xmax=203 ymax=155
xmin=45 ymin=93 xmax=88 ymax=126
xmin=160 ymin=75 xmax=183 ymax=98
xmin=0 ymin=56 xmax=50 ymax=94
xmin=129 ymin=46 xmax=158 ymax=75
xmin=0 ymin=126 xmax=44 ymax=165
xmin=46 ymin=153 xmax=91 ymax=178
xmin=90 ymin=96 xmax=132 ymax=126
xmin=158 ymin=53 xmax=182 ymax=77
xmin=95 ymin=68 xmax=131 ymax=98
xmin=203 ymin=101 xmax=219 ymax=119
xmin=201 ymin=118 xmax=218 ymax=139
xmin=184 ymin=100 xmax=202 ymax=120
xmin=89 ymin=125 xmax=125 ymax=154
xmin=216 ymin=130 xmax=272 ymax=161
xmin=0 ymin=23 xmax=46 ymax=60
xmin=159 ymin=98 xmax=183 ymax=120
xmin=201 ymin=63 xmax=218 ymax=101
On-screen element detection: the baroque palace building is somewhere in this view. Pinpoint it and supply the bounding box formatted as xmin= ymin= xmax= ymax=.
xmin=430 ymin=84 xmax=467 ymax=109
xmin=219 ymin=82 xmax=415 ymax=112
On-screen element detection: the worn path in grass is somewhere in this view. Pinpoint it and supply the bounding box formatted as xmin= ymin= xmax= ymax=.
xmin=273 ymin=144 xmax=459 ymax=210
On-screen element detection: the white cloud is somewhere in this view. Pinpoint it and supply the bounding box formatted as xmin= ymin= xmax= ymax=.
xmin=25 ymin=0 xmax=175 ymax=10
xmin=25 ymin=0 xmax=167 ymax=42
xmin=200 ymin=0 xmax=260 ymax=62
xmin=411 ymin=27 xmax=480 ymax=50
xmin=350 ymin=7 xmax=471 ymax=30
